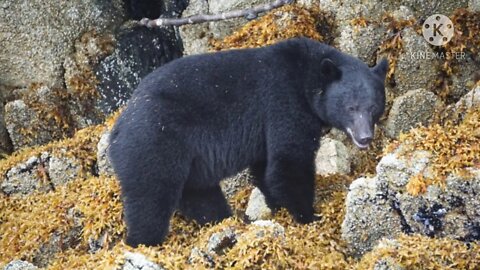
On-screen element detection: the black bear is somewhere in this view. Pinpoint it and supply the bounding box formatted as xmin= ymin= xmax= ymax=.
xmin=108 ymin=37 xmax=388 ymax=247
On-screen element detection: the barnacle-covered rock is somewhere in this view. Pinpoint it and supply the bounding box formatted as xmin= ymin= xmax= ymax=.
xmin=341 ymin=176 xmax=404 ymax=256
xmin=385 ymin=89 xmax=444 ymax=138
xmin=335 ymin=23 xmax=387 ymax=64
xmin=220 ymin=169 xmax=252 ymax=199
xmin=388 ymin=28 xmax=441 ymax=96
xmin=122 ymin=252 xmax=164 ymax=270
xmin=318 ymin=0 xmax=383 ymax=24
xmin=343 ymin=108 xmax=480 ymax=255
xmin=245 ymin=188 xmax=272 ymax=221
xmin=206 ymin=227 xmax=238 ymax=254
xmin=95 ymin=22 xmax=182 ymax=114
xmin=0 ymin=0 xmax=124 ymax=90
xmin=449 ymin=56 xmax=480 ymax=101
xmin=2 ymin=260 xmax=37 ymax=270
xmin=315 ymin=138 xmax=352 ymax=176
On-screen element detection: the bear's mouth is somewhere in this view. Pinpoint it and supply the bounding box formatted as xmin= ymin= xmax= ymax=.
xmin=346 ymin=128 xmax=370 ymax=149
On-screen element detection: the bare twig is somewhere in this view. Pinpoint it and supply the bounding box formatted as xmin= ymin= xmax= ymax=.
xmin=139 ymin=0 xmax=294 ymax=27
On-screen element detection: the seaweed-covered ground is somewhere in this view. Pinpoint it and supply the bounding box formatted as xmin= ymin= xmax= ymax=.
xmin=1 ymin=108 xmax=479 ymax=269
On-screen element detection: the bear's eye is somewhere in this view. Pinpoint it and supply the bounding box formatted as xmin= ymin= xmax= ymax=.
xmin=347 ymin=106 xmax=355 ymax=112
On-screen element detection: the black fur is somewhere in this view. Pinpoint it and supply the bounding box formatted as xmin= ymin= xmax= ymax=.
xmin=108 ymin=37 xmax=387 ymax=247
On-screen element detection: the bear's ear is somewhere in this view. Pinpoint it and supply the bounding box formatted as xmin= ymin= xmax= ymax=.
xmin=320 ymin=58 xmax=341 ymax=81
xmin=371 ymin=58 xmax=388 ymax=79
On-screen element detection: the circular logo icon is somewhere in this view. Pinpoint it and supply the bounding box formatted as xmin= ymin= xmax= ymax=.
xmin=422 ymin=14 xmax=454 ymax=46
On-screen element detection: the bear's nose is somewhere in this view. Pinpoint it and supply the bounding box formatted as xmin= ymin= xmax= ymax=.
xmin=357 ymin=136 xmax=373 ymax=145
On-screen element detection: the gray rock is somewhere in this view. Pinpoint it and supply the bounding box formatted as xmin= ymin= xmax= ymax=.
xmin=207 ymin=0 xmax=271 ymax=39
xmin=5 ymin=100 xmax=50 ymax=150
xmin=341 ymin=177 xmax=403 ymax=256
xmin=456 ymin=85 xmax=480 ymax=110
xmin=470 ymin=0 xmax=480 ymax=11
xmin=251 ymin=220 xmax=285 ymax=238
xmin=0 ymin=0 xmax=125 ymax=90
xmin=48 ymin=155 xmax=81 ymax=186
xmin=178 ymin=0 xmax=210 ymax=56
xmin=179 ymin=0 xmax=271 ymax=55
xmin=1 ymin=155 xmax=51 ymax=195
xmin=97 ymin=130 xmax=114 ymax=176
xmin=206 ymin=227 xmax=237 ymax=254
xmin=245 ymin=188 xmax=272 ymax=221
xmin=385 ymin=89 xmax=443 ymax=138
xmin=2 ymin=260 xmax=37 ymax=270
xmin=335 ymin=23 xmax=387 ymax=64
xmin=122 ymin=252 xmax=164 ymax=270
xmin=391 ymin=5 xmax=415 ymax=21
xmin=382 ymin=0 xmax=468 ymax=16
xmin=188 ymin=247 xmax=215 ymax=267
xmin=1 ymin=151 xmax=81 ymax=195
xmin=390 ymin=28 xmax=440 ymax=96
xmin=449 ymin=56 xmax=480 ymax=100
xmin=4 ymin=85 xmax=74 ymax=150
xmin=318 ymin=0 xmax=383 ymax=25
xmin=315 ymin=138 xmax=352 ymax=176
xmin=220 ymin=169 xmax=252 ymax=198
xmin=32 ymin=225 xmax=82 ymax=267
xmin=342 ymin=146 xmax=480 ymax=255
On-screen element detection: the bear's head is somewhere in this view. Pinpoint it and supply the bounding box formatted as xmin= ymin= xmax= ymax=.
xmin=313 ymin=58 xmax=388 ymax=149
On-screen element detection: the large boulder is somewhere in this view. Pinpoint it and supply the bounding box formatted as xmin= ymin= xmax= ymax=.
xmin=0 ymin=0 xmax=125 ymax=91
xmin=342 ymin=147 xmax=480 ymax=255
xmin=385 ymin=89 xmax=444 ymax=138
xmin=388 ymin=28 xmax=440 ymax=96
xmin=4 ymin=86 xmax=73 ymax=150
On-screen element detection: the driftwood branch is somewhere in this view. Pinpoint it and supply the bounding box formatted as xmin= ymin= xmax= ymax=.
xmin=139 ymin=0 xmax=294 ymax=27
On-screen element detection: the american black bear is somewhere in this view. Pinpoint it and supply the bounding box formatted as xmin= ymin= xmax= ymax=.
xmin=108 ymin=37 xmax=388 ymax=247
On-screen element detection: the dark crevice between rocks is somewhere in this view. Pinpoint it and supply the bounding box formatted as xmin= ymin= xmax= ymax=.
xmin=390 ymin=199 xmax=413 ymax=234
xmin=124 ymin=0 xmax=189 ymax=20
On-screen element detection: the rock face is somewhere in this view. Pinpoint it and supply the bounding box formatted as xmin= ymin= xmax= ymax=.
xmin=389 ymin=28 xmax=440 ymax=96
xmin=95 ymin=23 xmax=182 ymax=114
xmin=336 ymin=24 xmax=386 ymax=64
xmin=245 ymin=188 xmax=272 ymax=221
xmin=385 ymin=89 xmax=443 ymax=138
xmin=342 ymin=148 xmax=480 ymax=255
xmin=315 ymin=138 xmax=352 ymax=176
xmin=0 ymin=0 xmax=125 ymax=90
xmin=179 ymin=0 xmax=272 ymax=55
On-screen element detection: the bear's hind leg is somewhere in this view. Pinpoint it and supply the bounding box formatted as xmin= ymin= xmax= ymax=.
xmin=179 ymin=185 xmax=232 ymax=225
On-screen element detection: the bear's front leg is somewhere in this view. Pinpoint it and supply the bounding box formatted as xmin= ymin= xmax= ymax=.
xmin=264 ymin=149 xmax=316 ymax=224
